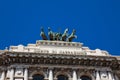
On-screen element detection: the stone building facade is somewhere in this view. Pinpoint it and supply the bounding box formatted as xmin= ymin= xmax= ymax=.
xmin=0 ymin=40 xmax=120 ymax=80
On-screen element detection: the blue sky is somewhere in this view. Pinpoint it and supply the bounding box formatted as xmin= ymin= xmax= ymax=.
xmin=0 ymin=0 xmax=120 ymax=55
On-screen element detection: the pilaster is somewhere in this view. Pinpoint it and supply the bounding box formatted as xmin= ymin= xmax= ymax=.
xmin=96 ymin=70 xmax=100 ymax=80
xmin=10 ymin=68 xmax=14 ymax=80
xmin=1 ymin=70 xmax=5 ymax=80
xmin=24 ymin=68 xmax=28 ymax=80
xmin=72 ymin=70 xmax=77 ymax=80
xmin=48 ymin=68 xmax=53 ymax=80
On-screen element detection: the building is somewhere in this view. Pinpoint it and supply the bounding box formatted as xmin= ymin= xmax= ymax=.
xmin=0 ymin=29 xmax=120 ymax=80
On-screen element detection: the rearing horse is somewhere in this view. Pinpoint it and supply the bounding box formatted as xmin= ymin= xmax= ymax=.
xmin=67 ymin=29 xmax=77 ymax=42
xmin=54 ymin=32 xmax=62 ymax=41
xmin=48 ymin=27 xmax=54 ymax=40
xmin=61 ymin=28 xmax=69 ymax=41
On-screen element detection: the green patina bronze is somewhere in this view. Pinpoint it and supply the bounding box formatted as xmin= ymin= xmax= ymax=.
xmin=61 ymin=28 xmax=68 ymax=41
xmin=40 ymin=27 xmax=48 ymax=40
xmin=55 ymin=32 xmax=62 ymax=41
xmin=67 ymin=29 xmax=77 ymax=42
xmin=48 ymin=27 xmax=54 ymax=40
xmin=40 ymin=27 xmax=77 ymax=42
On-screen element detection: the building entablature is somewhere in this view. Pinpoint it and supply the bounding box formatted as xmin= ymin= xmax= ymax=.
xmin=0 ymin=51 xmax=119 ymax=70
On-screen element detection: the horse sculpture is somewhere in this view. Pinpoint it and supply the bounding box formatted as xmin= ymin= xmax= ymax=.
xmin=40 ymin=27 xmax=48 ymax=40
xmin=67 ymin=29 xmax=77 ymax=42
xmin=48 ymin=27 xmax=54 ymax=40
xmin=40 ymin=27 xmax=77 ymax=42
xmin=61 ymin=28 xmax=69 ymax=41
xmin=54 ymin=33 xmax=62 ymax=41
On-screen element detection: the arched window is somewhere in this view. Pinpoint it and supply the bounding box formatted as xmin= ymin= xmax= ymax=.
xmin=33 ymin=74 xmax=44 ymax=80
xmin=57 ymin=75 xmax=68 ymax=80
xmin=80 ymin=75 xmax=91 ymax=80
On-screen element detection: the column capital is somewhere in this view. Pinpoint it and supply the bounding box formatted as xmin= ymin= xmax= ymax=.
xmin=48 ymin=67 xmax=54 ymax=70
xmin=1 ymin=67 xmax=6 ymax=71
xmin=72 ymin=68 xmax=78 ymax=71
xmin=24 ymin=67 xmax=29 ymax=70
xmin=23 ymin=65 xmax=30 ymax=69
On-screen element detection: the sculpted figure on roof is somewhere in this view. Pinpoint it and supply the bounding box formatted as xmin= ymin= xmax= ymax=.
xmin=48 ymin=27 xmax=54 ymax=40
xmin=40 ymin=27 xmax=48 ymax=40
xmin=40 ymin=27 xmax=77 ymax=42
xmin=67 ymin=29 xmax=77 ymax=42
xmin=61 ymin=28 xmax=69 ymax=41
xmin=55 ymin=32 xmax=62 ymax=41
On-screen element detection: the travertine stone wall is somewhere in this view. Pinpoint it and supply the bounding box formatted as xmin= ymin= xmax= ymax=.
xmin=9 ymin=40 xmax=109 ymax=56
xmin=0 ymin=65 xmax=119 ymax=80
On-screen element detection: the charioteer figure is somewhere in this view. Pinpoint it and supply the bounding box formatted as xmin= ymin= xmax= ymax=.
xmin=40 ymin=27 xmax=48 ymax=40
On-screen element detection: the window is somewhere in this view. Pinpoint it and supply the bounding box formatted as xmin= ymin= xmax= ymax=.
xmin=57 ymin=75 xmax=68 ymax=80
xmin=80 ymin=76 xmax=91 ymax=80
xmin=33 ymin=74 xmax=44 ymax=80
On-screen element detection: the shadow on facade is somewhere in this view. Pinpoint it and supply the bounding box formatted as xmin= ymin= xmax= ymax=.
xmin=80 ymin=75 xmax=91 ymax=80
xmin=32 ymin=74 xmax=44 ymax=80
xmin=57 ymin=75 xmax=68 ymax=80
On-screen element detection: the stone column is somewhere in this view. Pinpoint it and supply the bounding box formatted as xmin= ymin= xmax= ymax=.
xmin=73 ymin=70 xmax=77 ymax=80
xmin=114 ymin=74 xmax=119 ymax=80
xmin=24 ymin=68 xmax=28 ymax=80
xmin=10 ymin=68 xmax=14 ymax=80
xmin=6 ymin=69 xmax=10 ymax=78
xmin=96 ymin=70 xmax=100 ymax=80
xmin=108 ymin=71 xmax=112 ymax=80
xmin=1 ymin=71 xmax=5 ymax=80
xmin=112 ymin=73 xmax=115 ymax=80
xmin=49 ymin=69 xmax=53 ymax=80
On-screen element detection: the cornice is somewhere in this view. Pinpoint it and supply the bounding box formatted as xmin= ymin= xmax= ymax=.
xmin=0 ymin=51 xmax=119 ymax=70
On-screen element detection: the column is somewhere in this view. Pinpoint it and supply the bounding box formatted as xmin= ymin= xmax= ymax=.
xmin=10 ymin=68 xmax=14 ymax=80
xmin=6 ymin=69 xmax=10 ymax=78
xmin=112 ymin=73 xmax=115 ymax=80
xmin=108 ymin=71 xmax=112 ymax=80
xmin=96 ymin=70 xmax=100 ymax=80
xmin=24 ymin=68 xmax=28 ymax=80
xmin=73 ymin=70 xmax=77 ymax=80
xmin=1 ymin=71 xmax=5 ymax=80
xmin=49 ymin=69 xmax=53 ymax=80
xmin=114 ymin=74 xmax=119 ymax=80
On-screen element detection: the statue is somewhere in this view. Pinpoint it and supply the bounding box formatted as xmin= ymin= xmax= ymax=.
xmin=54 ymin=32 xmax=62 ymax=41
xmin=40 ymin=27 xmax=48 ymax=40
xmin=67 ymin=29 xmax=77 ymax=42
xmin=40 ymin=27 xmax=77 ymax=42
xmin=61 ymin=28 xmax=69 ymax=41
xmin=48 ymin=27 xmax=54 ymax=40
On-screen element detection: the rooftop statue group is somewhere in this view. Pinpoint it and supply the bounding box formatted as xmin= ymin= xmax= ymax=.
xmin=40 ymin=27 xmax=77 ymax=42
